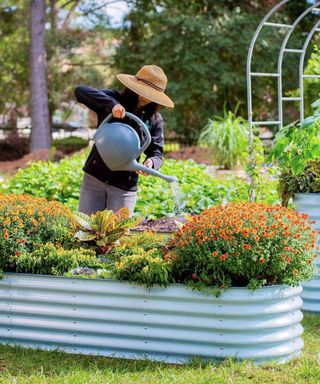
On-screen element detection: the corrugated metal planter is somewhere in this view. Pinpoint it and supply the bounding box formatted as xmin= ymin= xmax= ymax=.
xmin=0 ymin=273 xmax=304 ymax=365
xmin=293 ymin=193 xmax=320 ymax=313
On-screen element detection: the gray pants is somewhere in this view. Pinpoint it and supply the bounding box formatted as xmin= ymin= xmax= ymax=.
xmin=78 ymin=173 xmax=137 ymax=217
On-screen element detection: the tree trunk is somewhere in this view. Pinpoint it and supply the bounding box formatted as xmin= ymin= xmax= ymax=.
xmin=29 ymin=0 xmax=51 ymax=152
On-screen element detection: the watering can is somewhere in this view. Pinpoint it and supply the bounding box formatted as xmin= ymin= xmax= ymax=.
xmin=93 ymin=112 xmax=178 ymax=183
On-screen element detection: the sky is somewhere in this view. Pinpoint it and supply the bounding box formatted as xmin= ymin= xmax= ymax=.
xmin=104 ymin=1 xmax=130 ymax=27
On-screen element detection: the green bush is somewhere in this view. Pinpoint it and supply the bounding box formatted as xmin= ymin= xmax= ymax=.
xmin=53 ymin=137 xmax=89 ymax=155
xmin=269 ymin=99 xmax=320 ymax=206
xmin=198 ymin=107 xmax=250 ymax=169
xmin=0 ymin=193 xmax=78 ymax=274
xmin=113 ymin=249 xmax=172 ymax=288
xmin=15 ymin=243 xmax=100 ymax=276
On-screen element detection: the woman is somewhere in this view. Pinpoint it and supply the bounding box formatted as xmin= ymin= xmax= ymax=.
xmin=75 ymin=64 xmax=174 ymax=217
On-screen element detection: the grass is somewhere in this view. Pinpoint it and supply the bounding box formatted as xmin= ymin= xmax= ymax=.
xmin=0 ymin=314 xmax=319 ymax=384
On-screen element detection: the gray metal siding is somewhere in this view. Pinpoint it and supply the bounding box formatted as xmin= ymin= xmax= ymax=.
xmin=0 ymin=273 xmax=304 ymax=364
xmin=293 ymin=193 xmax=320 ymax=313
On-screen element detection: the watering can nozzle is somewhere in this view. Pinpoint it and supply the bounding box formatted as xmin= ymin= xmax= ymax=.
xmin=167 ymin=176 xmax=178 ymax=183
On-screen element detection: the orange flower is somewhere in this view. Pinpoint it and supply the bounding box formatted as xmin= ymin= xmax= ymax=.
xmin=259 ymin=257 xmax=265 ymax=263
xmin=3 ymin=229 xmax=9 ymax=240
xmin=293 ymin=269 xmax=299 ymax=275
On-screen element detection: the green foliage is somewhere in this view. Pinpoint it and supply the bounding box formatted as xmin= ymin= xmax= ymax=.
xmin=74 ymin=208 xmax=141 ymax=254
xmin=112 ymin=1 xmax=312 ymax=140
xmin=2 ymin=153 xmax=279 ymax=218
xmin=298 ymin=45 xmax=320 ymax=117
xmin=52 ymin=137 xmax=89 ymax=155
xmin=166 ymin=202 xmax=317 ymax=297
xmin=110 ymin=232 xmax=167 ymax=260
xmin=269 ymin=99 xmax=320 ymax=205
xmin=0 ymin=1 xmax=29 ymax=115
xmin=0 ymin=151 xmax=88 ymax=211
xmin=113 ymin=249 xmax=172 ymax=288
xmin=198 ymin=106 xmax=250 ymax=169
xmin=14 ymin=243 xmax=100 ymax=276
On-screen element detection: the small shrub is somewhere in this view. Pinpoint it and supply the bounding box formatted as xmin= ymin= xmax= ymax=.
xmin=198 ymin=106 xmax=250 ymax=169
xmin=166 ymin=202 xmax=317 ymax=296
xmin=53 ymin=137 xmax=89 ymax=155
xmin=74 ymin=208 xmax=141 ymax=254
xmin=14 ymin=243 xmax=100 ymax=276
xmin=113 ymin=249 xmax=172 ymax=287
xmin=0 ymin=135 xmax=29 ymax=161
xmin=0 ymin=193 xmax=77 ymax=272
xmin=110 ymin=232 xmax=167 ymax=260
xmin=269 ymin=99 xmax=320 ymax=205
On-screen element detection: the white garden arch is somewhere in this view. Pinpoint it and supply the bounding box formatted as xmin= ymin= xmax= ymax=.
xmin=247 ymin=0 xmax=320 ymax=200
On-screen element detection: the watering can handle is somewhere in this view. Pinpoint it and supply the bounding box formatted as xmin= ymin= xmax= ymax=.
xmin=102 ymin=112 xmax=151 ymax=157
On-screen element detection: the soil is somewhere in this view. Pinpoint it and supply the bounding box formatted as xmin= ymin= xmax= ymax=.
xmin=0 ymin=149 xmax=64 ymax=176
xmin=133 ymin=216 xmax=188 ymax=233
xmin=165 ymin=146 xmax=214 ymax=165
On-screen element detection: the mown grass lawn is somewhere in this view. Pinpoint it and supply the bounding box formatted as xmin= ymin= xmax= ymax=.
xmin=0 ymin=313 xmax=319 ymax=384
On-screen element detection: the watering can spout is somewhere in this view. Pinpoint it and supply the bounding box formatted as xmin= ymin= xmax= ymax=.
xmin=133 ymin=161 xmax=178 ymax=183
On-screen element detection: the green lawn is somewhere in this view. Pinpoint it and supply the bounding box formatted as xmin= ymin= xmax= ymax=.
xmin=0 ymin=313 xmax=319 ymax=384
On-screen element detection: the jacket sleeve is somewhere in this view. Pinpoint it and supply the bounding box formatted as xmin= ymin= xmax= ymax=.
xmin=74 ymin=85 xmax=119 ymax=114
xmin=144 ymin=113 xmax=164 ymax=170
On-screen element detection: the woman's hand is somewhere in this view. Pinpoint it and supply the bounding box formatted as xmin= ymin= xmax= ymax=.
xmin=112 ymin=104 xmax=126 ymax=118
xmin=138 ymin=158 xmax=153 ymax=176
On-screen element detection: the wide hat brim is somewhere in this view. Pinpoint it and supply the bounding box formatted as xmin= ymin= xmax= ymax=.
xmin=116 ymin=74 xmax=174 ymax=108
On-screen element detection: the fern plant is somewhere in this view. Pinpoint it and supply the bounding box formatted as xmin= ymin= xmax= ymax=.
xmin=198 ymin=105 xmax=249 ymax=169
xmin=74 ymin=208 xmax=141 ymax=254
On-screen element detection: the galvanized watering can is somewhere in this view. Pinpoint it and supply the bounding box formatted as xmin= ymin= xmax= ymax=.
xmin=93 ymin=112 xmax=177 ymax=183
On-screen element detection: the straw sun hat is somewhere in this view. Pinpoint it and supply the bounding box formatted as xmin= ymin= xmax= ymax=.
xmin=116 ymin=65 xmax=174 ymax=108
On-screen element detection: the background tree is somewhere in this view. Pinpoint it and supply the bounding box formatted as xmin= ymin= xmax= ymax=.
xmin=112 ymin=0 xmax=319 ymax=142
xmin=0 ymin=1 xmax=29 ymax=131
xmin=29 ymin=0 xmax=51 ymax=151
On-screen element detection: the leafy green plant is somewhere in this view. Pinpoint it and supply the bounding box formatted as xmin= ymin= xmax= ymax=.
xmin=74 ymin=208 xmax=141 ymax=254
xmin=269 ymin=99 xmax=320 ymax=205
xmin=2 ymin=153 xmax=279 ymax=218
xmin=198 ymin=106 xmax=250 ymax=169
xmin=166 ymin=202 xmax=317 ymax=296
xmin=14 ymin=243 xmax=100 ymax=276
xmin=0 ymin=193 xmax=77 ymax=274
xmin=53 ymin=137 xmax=89 ymax=155
xmin=110 ymin=232 xmax=167 ymax=260
xmin=0 ymin=150 xmax=88 ymax=211
xmin=113 ymin=249 xmax=172 ymax=288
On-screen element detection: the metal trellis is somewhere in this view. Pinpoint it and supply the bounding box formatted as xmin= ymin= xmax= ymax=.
xmin=247 ymin=0 xmax=320 ymax=200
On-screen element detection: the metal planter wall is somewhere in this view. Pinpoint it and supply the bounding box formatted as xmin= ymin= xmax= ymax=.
xmin=0 ymin=273 xmax=304 ymax=364
xmin=293 ymin=193 xmax=320 ymax=313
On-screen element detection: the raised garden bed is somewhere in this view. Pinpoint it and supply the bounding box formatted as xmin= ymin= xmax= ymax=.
xmin=293 ymin=193 xmax=320 ymax=314
xmin=0 ymin=273 xmax=304 ymax=365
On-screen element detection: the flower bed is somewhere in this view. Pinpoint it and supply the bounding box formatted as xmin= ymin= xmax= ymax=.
xmin=0 ymin=199 xmax=317 ymax=364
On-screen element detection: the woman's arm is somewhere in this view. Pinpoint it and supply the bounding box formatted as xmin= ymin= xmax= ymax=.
xmin=144 ymin=113 xmax=164 ymax=170
xmin=74 ymin=85 xmax=119 ymax=114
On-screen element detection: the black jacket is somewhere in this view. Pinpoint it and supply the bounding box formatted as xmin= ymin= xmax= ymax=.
xmin=74 ymin=85 xmax=164 ymax=191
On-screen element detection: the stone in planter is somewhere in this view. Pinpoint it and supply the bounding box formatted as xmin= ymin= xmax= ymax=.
xmin=0 ymin=273 xmax=303 ymax=365
xmin=293 ymin=193 xmax=320 ymax=313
